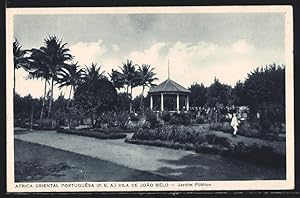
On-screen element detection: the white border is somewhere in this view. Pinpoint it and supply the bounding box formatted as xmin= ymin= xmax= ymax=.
xmin=6 ymin=6 xmax=294 ymax=192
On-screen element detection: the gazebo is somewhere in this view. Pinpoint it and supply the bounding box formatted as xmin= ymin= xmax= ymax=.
xmin=148 ymin=78 xmax=191 ymax=112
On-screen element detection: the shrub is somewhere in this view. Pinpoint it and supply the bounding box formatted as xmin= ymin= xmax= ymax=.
xmin=115 ymin=111 xmax=130 ymax=129
xmin=196 ymin=116 xmax=205 ymax=124
xmin=161 ymin=111 xmax=172 ymax=122
xmin=37 ymin=118 xmax=54 ymax=128
xmin=169 ymin=112 xmax=192 ymax=126
xmin=98 ymin=111 xmax=115 ymax=127
xmin=145 ymin=111 xmax=161 ymax=129
xmin=57 ymin=128 xmax=127 ymax=139
xmin=209 ymin=122 xmax=232 ymax=132
xmin=238 ymin=121 xmax=260 ymax=137
xmin=130 ymin=113 xmax=140 ymax=122
xmin=96 ymin=111 xmax=130 ymax=129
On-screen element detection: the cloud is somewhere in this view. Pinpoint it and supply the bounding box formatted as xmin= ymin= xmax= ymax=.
xmin=69 ymin=40 xmax=107 ymax=67
xmin=112 ymin=44 xmax=120 ymax=52
xmin=15 ymin=39 xmax=284 ymax=100
xmin=124 ymin=39 xmax=284 ymax=97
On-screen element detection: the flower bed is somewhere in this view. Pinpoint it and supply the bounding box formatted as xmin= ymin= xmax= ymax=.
xmin=128 ymin=126 xmax=285 ymax=167
xmin=57 ymin=128 xmax=127 ymax=139
xmin=209 ymin=122 xmax=285 ymax=141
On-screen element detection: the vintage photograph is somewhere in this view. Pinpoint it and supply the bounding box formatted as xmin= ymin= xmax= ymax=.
xmin=6 ymin=6 xmax=294 ymax=192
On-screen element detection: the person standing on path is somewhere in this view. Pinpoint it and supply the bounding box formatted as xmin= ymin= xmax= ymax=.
xmin=231 ymin=113 xmax=239 ymax=137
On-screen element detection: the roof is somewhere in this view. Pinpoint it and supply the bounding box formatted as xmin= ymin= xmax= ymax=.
xmin=149 ymin=79 xmax=191 ymax=94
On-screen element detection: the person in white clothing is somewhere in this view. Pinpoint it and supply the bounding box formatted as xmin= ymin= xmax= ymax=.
xmin=231 ymin=113 xmax=239 ymax=137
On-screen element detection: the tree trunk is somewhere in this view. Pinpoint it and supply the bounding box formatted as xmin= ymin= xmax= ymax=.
xmin=13 ymin=68 xmax=16 ymax=95
xmin=30 ymin=104 xmax=34 ymax=132
xmin=140 ymin=85 xmax=145 ymax=112
xmin=39 ymin=79 xmax=48 ymax=122
xmin=91 ymin=112 xmax=94 ymax=127
xmin=129 ymin=85 xmax=133 ymax=113
xmin=68 ymin=86 xmax=72 ymax=106
xmin=68 ymin=86 xmax=72 ymax=128
xmin=47 ymin=78 xmax=54 ymax=119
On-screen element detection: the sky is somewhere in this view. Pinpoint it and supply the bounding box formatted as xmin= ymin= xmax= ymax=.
xmin=13 ymin=12 xmax=286 ymax=99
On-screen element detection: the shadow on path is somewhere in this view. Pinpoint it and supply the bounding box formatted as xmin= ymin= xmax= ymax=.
xmin=155 ymin=153 xmax=286 ymax=181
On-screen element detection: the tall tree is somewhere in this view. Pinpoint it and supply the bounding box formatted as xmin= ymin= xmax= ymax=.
xmin=56 ymin=62 xmax=84 ymax=103
xmin=13 ymin=39 xmax=29 ymax=95
xmin=109 ymin=69 xmax=125 ymax=90
xmin=74 ymin=78 xmax=117 ymax=127
xmin=119 ymin=59 xmax=139 ymax=112
xmin=27 ymin=48 xmax=52 ymax=121
xmin=188 ymin=82 xmax=207 ymax=108
xmin=242 ymin=63 xmax=285 ymax=123
xmin=32 ymin=35 xmax=73 ymax=118
xmin=137 ymin=64 xmax=158 ymax=111
xmin=83 ymin=63 xmax=105 ymax=82
xmin=206 ymin=77 xmax=232 ymax=107
xmin=232 ymin=80 xmax=245 ymax=106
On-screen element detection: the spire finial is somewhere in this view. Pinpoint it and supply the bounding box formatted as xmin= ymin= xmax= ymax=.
xmin=168 ymin=59 xmax=170 ymax=79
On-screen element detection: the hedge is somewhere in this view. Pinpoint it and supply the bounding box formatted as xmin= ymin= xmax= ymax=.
xmin=57 ymin=128 xmax=127 ymax=139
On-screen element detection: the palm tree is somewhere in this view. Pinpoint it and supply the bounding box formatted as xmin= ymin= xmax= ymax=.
xmin=137 ymin=64 xmax=158 ymax=110
xmin=13 ymin=39 xmax=29 ymax=95
xmin=56 ymin=62 xmax=84 ymax=103
xmin=109 ymin=69 xmax=125 ymax=90
xmin=83 ymin=63 xmax=105 ymax=83
xmin=33 ymin=35 xmax=73 ymax=118
xmin=56 ymin=62 xmax=84 ymax=128
xmin=119 ymin=59 xmax=139 ymax=112
xmin=27 ymin=48 xmax=52 ymax=121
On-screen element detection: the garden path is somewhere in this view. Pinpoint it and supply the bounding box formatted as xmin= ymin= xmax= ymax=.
xmin=14 ymin=130 xmax=285 ymax=180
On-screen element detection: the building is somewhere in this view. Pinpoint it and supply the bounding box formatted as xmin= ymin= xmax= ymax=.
xmin=148 ymin=78 xmax=190 ymax=112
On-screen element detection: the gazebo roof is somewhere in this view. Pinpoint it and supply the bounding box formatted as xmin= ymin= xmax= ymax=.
xmin=149 ymin=79 xmax=191 ymax=94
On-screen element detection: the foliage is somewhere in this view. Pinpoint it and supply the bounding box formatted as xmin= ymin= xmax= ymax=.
xmin=74 ymin=78 xmax=117 ymax=120
xmin=205 ymin=77 xmax=233 ymax=107
xmin=57 ymin=128 xmax=127 ymax=139
xmin=51 ymin=94 xmax=69 ymax=126
xmin=132 ymin=125 xmax=208 ymax=144
xmin=83 ymin=63 xmax=105 ymax=82
xmin=189 ymin=82 xmax=207 ymax=107
xmin=37 ymin=118 xmax=53 ymax=128
xmin=169 ymin=112 xmax=192 ymax=126
xmin=243 ymin=64 xmax=285 ymax=108
xmin=109 ymin=69 xmax=125 ymax=89
xmin=115 ymin=93 xmax=130 ymax=111
xmin=130 ymin=113 xmax=140 ymax=121
xmin=28 ymin=35 xmax=73 ymax=118
xmin=145 ymin=111 xmax=161 ymax=129
xmin=97 ymin=111 xmax=130 ymax=129
xmin=130 ymin=125 xmax=285 ymax=166
xmin=161 ymin=111 xmax=172 ymax=122
xmin=136 ymin=64 xmax=158 ymax=110
xmin=115 ymin=111 xmax=130 ymax=129
xmin=242 ymin=64 xmax=285 ymax=124
xmin=195 ymin=116 xmax=205 ymax=124
xmin=56 ymin=62 xmax=84 ymax=98
xmin=232 ymin=80 xmax=246 ymax=106
xmin=13 ymin=39 xmax=30 ymax=95
xmin=14 ymin=94 xmax=42 ymax=126
xmin=13 ymin=39 xmax=30 ymax=70
xmin=209 ymin=122 xmax=232 ymax=133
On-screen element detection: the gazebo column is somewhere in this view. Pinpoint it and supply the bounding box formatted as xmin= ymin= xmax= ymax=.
xmin=176 ymin=94 xmax=179 ymax=112
xmin=150 ymin=95 xmax=153 ymax=110
xmin=160 ymin=93 xmax=164 ymax=111
xmin=186 ymin=95 xmax=190 ymax=111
